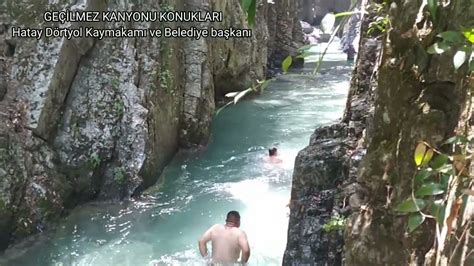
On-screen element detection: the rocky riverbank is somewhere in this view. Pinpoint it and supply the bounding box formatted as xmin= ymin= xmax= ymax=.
xmin=285 ymin=0 xmax=474 ymax=264
xmin=283 ymin=6 xmax=381 ymax=264
xmin=0 ymin=0 xmax=305 ymax=251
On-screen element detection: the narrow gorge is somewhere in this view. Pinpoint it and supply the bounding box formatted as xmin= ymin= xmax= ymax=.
xmin=0 ymin=0 xmax=305 ymax=252
xmin=1 ymin=0 xmax=473 ymax=265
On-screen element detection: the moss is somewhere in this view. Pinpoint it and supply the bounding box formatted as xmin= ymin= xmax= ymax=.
xmin=160 ymin=69 xmax=174 ymax=92
xmin=87 ymin=153 xmax=101 ymax=170
xmin=113 ymin=167 xmax=127 ymax=185
xmin=7 ymin=0 xmax=77 ymax=25
xmin=0 ymin=135 xmax=8 ymax=149
xmin=113 ymin=98 xmax=125 ymax=119
xmin=37 ymin=196 xmax=60 ymax=222
xmin=160 ymin=2 xmax=175 ymax=12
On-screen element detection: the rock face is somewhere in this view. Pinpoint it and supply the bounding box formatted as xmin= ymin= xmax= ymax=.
xmin=345 ymin=0 xmax=474 ymax=264
xmin=266 ymin=0 xmax=306 ymax=74
xmin=286 ymin=0 xmax=474 ymax=264
xmin=283 ymin=4 xmax=381 ymax=264
xmin=300 ymin=0 xmax=351 ymax=25
xmin=0 ymin=0 xmax=273 ymax=250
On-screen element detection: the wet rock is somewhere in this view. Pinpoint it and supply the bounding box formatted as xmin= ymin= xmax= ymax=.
xmin=300 ymin=0 xmax=351 ymax=26
xmin=301 ymin=21 xmax=314 ymax=34
xmin=267 ymin=0 xmax=307 ymax=75
xmin=0 ymin=0 xmax=294 ymax=252
xmin=341 ymin=7 xmax=362 ymax=55
xmin=0 ymin=80 xmax=6 ymax=101
xmin=0 ymin=0 xmax=277 ymax=251
xmin=304 ymin=27 xmax=322 ymax=44
xmin=284 ymin=11 xmax=382 ymax=265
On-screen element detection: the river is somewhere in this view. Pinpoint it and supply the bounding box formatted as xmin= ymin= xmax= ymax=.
xmin=1 ymin=42 xmax=351 ymax=266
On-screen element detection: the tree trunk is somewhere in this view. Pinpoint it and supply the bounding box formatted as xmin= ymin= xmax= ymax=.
xmin=345 ymin=0 xmax=473 ymax=264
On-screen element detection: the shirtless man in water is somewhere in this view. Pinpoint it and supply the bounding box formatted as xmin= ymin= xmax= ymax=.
xmin=267 ymin=147 xmax=283 ymax=164
xmin=198 ymin=211 xmax=250 ymax=265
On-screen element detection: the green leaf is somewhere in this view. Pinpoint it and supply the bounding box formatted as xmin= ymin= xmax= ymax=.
xmin=427 ymin=42 xmax=450 ymax=54
xmin=463 ymin=28 xmax=474 ymax=43
xmin=225 ymin=91 xmax=239 ymax=98
xmin=258 ymin=79 xmax=271 ymax=92
xmin=453 ymin=50 xmax=467 ymax=69
xmin=414 ymin=143 xmax=427 ymax=166
xmin=415 ymin=42 xmax=429 ymax=71
xmin=247 ymin=0 xmax=257 ymax=27
xmin=296 ymin=51 xmax=320 ymax=58
xmin=443 ymin=135 xmax=459 ymax=144
xmin=408 ymin=212 xmax=425 ymax=233
xmin=241 ymin=0 xmax=256 ymax=26
xmin=440 ymin=173 xmax=451 ymax=188
xmin=234 ymin=88 xmax=253 ymax=104
xmin=437 ymin=31 xmax=465 ymax=44
xmin=334 ymin=10 xmax=365 ymax=18
xmin=443 ymin=135 xmax=469 ymax=145
xmin=431 ymin=154 xmax=450 ymax=170
xmin=438 ymin=164 xmax=453 ymax=174
xmin=431 ymin=200 xmax=446 ymax=224
xmin=241 ymin=0 xmax=252 ymax=12
xmin=422 ymin=149 xmax=434 ymax=166
xmin=282 ymin=55 xmax=293 ymax=73
xmin=396 ymin=198 xmax=426 ymax=213
xmin=427 ymin=0 xmax=438 ymax=23
xmin=415 ymin=169 xmax=433 ymax=183
xmin=415 ymin=183 xmax=445 ymax=197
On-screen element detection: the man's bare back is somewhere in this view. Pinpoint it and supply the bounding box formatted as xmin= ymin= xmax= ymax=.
xmin=199 ymin=211 xmax=250 ymax=264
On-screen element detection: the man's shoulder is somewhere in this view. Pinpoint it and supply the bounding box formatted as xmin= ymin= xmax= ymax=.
xmin=210 ymin=224 xmax=224 ymax=230
xmin=238 ymin=228 xmax=247 ymax=235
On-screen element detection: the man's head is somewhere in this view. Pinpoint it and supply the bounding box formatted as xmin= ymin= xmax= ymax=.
xmin=268 ymin=147 xmax=278 ymax=157
xmin=226 ymin=210 xmax=241 ymax=227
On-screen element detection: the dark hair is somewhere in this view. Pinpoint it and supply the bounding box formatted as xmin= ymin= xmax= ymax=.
xmin=226 ymin=211 xmax=240 ymax=222
xmin=268 ymin=147 xmax=278 ymax=156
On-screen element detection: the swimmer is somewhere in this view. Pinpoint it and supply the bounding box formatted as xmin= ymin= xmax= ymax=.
xmin=267 ymin=147 xmax=283 ymax=164
xmin=198 ymin=211 xmax=250 ymax=265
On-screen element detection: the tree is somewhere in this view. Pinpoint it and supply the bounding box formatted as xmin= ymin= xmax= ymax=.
xmin=345 ymin=0 xmax=473 ymax=264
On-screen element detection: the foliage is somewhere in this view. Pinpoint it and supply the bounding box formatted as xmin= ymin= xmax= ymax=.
xmin=281 ymin=56 xmax=292 ymax=73
xmin=114 ymin=167 xmax=127 ymax=185
xmin=219 ymin=2 xmax=360 ymax=113
xmin=241 ymin=0 xmax=257 ymax=27
xmin=158 ymin=35 xmax=174 ymax=93
xmin=368 ymin=15 xmax=390 ymax=36
xmin=286 ymin=1 xmax=361 ymax=75
xmin=367 ymin=2 xmax=390 ymax=36
xmin=111 ymin=78 xmax=120 ymax=91
xmin=396 ymin=136 xmax=472 ymax=235
xmin=427 ymin=0 xmax=438 ymax=23
xmin=160 ymin=2 xmax=174 ymax=12
xmin=427 ymin=29 xmax=474 ymax=71
xmin=88 ymin=152 xmax=101 ymax=170
xmin=160 ymin=69 xmax=174 ymax=92
xmin=417 ymin=0 xmax=473 ymax=71
xmin=216 ymin=78 xmax=273 ymax=115
xmin=114 ymin=98 xmax=125 ymax=118
xmin=323 ymin=216 xmax=347 ymax=232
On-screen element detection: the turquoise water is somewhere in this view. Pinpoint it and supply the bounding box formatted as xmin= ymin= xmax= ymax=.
xmin=0 ymin=44 xmax=351 ymax=266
